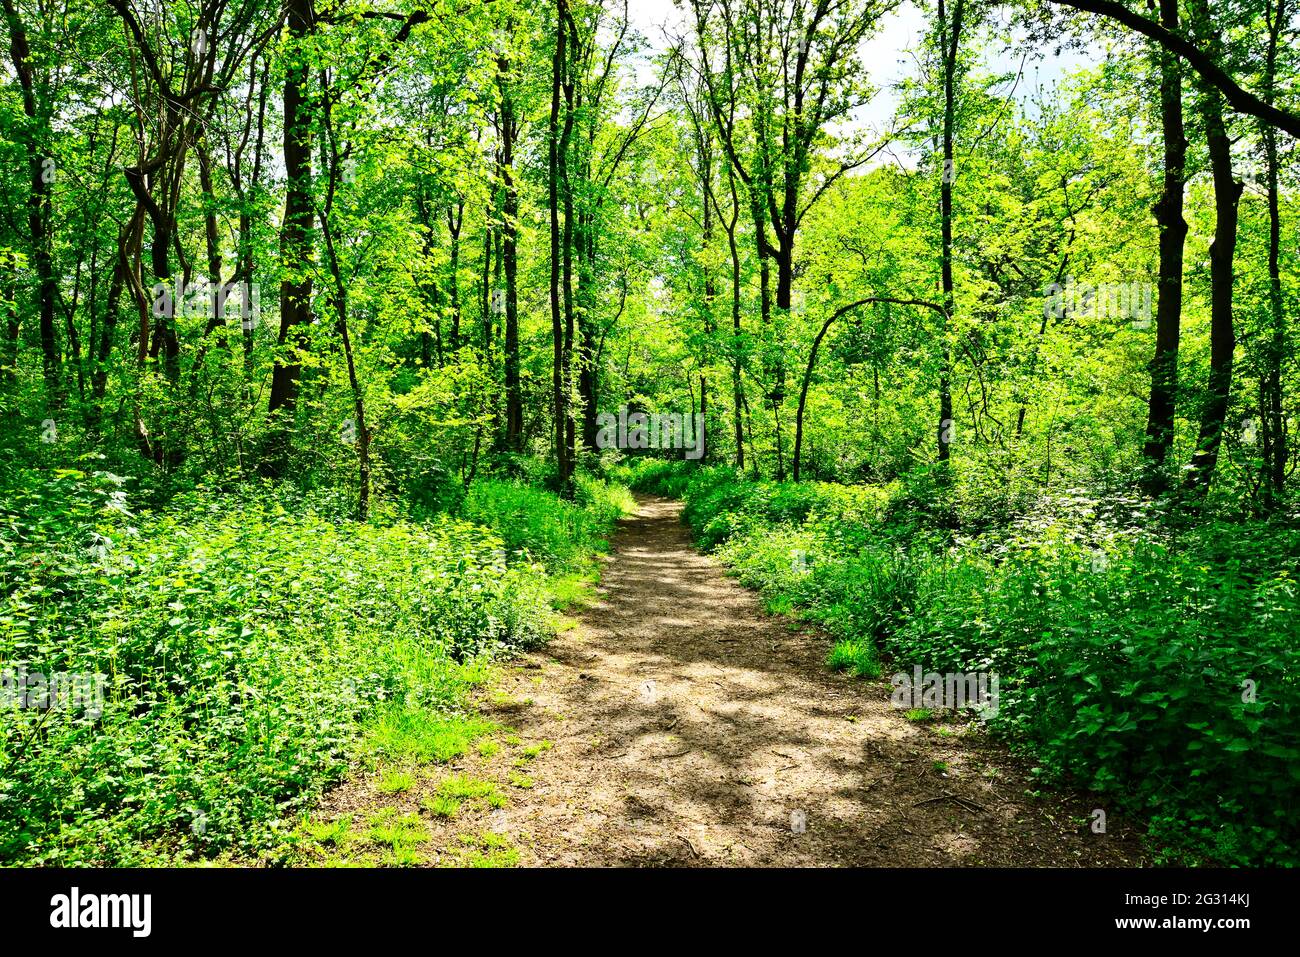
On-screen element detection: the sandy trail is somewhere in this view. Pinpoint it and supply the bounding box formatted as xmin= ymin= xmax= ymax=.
xmin=479 ymin=495 xmax=1147 ymax=867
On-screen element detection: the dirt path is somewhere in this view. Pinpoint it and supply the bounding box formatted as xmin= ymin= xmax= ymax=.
xmin=474 ymin=495 xmax=1148 ymax=867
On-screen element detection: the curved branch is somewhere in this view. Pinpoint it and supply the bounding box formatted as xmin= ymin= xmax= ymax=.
xmin=1041 ymin=0 xmax=1300 ymax=138
xmin=792 ymin=296 xmax=948 ymax=481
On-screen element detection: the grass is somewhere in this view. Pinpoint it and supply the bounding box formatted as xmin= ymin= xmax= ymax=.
xmin=0 ymin=463 xmax=634 ymax=866
xmin=363 ymin=711 xmax=498 ymax=765
xmin=377 ymin=770 xmax=417 ymax=794
xmin=419 ymin=774 xmax=508 ymax=821
xmin=437 ymin=774 xmax=501 ymax=801
xmin=366 ymin=809 xmax=429 ymax=846
xmin=826 ymin=638 xmax=880 ymax=678
xmin=519 ymin=740 xmax=554 ymax=760
xmin=303 ymin=815 xmax=353 ymax=847
xmin=388 ymin=844 xmax=424 ymax=866
xmin=443 ymin=831 xmax=520 ymax=868
xmin=421 ymin=795 xmax=462 ymax=819
xmin=549 ymin=570 xmax=602 ymax=611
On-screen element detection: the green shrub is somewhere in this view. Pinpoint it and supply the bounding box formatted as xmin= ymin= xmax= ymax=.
xmin=0 ymin=464 xmax=627 ymax=865
xmin=678 ymin=468 xmax=1300 ymax=866
xmin=612 ymin=457 xmax=700 ymax=498
xmin=894 ymin=524 xmax=1300 ymax=865
xmin=459 ymin=475 xmax=630 ymax=573
xmin=827 ymin=638 xmax=880 ymax=677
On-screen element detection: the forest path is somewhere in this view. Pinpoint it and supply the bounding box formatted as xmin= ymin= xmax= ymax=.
xmin=480 ymin=495 xmax=1148 ymax=866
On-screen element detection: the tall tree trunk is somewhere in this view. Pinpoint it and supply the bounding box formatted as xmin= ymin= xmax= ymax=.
xmin=2 ymin=0 xmax=60 ymax=401
xmin=559 ymin=82 xmax=577 ymax=482
xmin=446 ymin=202 xmax=463 ymax=352
xmin=481 ymin=210 xmax=493 ymax=356
xmin=1180 ymin=0 xmax=1240 ymax=496
xmin=500 ymin=70 xmax=523 ymax=451
xmin=722 ymin=171 xmax=745 ymax=471
xmin=189 ymin=134 xmax=229 ymax=381
xmin=318 ymin=72 xmax=371 ymax=520
xmin=750 ymin=196 xmax=784 ymax=479
xmin=1258 ymin=0 xmax=1287 ymax=507
xmin=3 ymin=249 xmax=18 ymax=381
xmin=416 ymin=192 xmax=444 ymax=367
xmin=1183 ymin=84 xmax=1241 ymax=495
xmin=794 ymin=311 xmax=840 ymax=482
xmin=90 ymin=204 xmax=147 ymax=422
xmin=937 ymin=0 xmax=964 ymax=471
xmin=266 ymin=0 xmax=315 ymax=473
xmin=576 ymin=209 xmax=598 ymax=454
xmin=549 ymin=0 xmax=572 ymax=492
xmin=1140 ymin=0 xmax=1188 ymax=494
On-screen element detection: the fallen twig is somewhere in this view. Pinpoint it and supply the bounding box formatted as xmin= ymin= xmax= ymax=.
xmin=912 ymin=793 xmax=987 ymax=813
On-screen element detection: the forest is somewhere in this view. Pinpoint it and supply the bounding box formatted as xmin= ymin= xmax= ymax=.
xmin=0 ymin=0 xmax=1296 ymax=870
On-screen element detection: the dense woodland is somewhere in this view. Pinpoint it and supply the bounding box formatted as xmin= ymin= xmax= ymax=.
xmin=0 ymin=0 xmax=1297 ymax=867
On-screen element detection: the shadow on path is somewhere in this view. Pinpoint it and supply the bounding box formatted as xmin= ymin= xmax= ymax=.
xmin=484 ymin=495 xmax=1149 ymax=867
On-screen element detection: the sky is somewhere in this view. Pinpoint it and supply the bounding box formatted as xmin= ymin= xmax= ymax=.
xmin=624 ymin=0 xmax=1104 ymax=150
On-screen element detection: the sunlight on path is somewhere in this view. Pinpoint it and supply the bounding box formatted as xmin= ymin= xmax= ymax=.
xmin=482 ymin=496 xmax=1147 ymax=867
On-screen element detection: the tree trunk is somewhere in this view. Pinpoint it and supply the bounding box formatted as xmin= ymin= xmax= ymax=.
xmin=722 ymin=172 xmax=745 ymax=471
xmin=794 ymin=310 xmax=840 ymax=482
xmin=1140 ymin=0 xmax=1188 ymax=494
xmin=500 ymin=68 xmax=523 ymax=451
xmin=2 ymin=0 xmax=60 ymax=401
xmin=446 ymin=202 xmax=463 ymax=352
xmin=1258 ymin=0 xmax=1287 ymax=507
xmin=549 ymin=0 xmax=572 ymax=492
xmin=90 ymin=204 xmax=147 ymax=421
xmin=1183 ymin=84 xmax=1241 ymax=496
xmin=266 ymin=0 xmax=315 ymax=472
xmin=319 ymin=79 xmax=371 ymax=520
xmin=937 ymin=0 xmax=964 ymax=470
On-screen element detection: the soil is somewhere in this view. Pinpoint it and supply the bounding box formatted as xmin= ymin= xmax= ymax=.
xmin=466 ymin=495 xmax=1150 ymax=867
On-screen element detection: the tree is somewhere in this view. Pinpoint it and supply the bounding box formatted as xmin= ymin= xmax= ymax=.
xmin=1139 ymin=0 xmax=1188 ymax=493
xmin=1182 ymin=0 xmax=1243 ymax=497
xmin=689 ymin=0 xmax=897 ymax=478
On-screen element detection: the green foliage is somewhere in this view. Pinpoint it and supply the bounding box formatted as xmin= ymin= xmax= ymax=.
xmin=0 ymin=460 xmax=628 ymax=865
xmin=678 ymin=471 xmax=1300 ymax=866
xmin=895 ymin=521 xmax=1300 ymax=866
xmin=614 ymin=458 xmax=700 ymax=499
xmin=459 ymin=475 xmax=631 ymax=573
xmin=0 ymin=0 xmax=1296 ymax=876
xmin=826 ymin=638 xmax=880 ymax=678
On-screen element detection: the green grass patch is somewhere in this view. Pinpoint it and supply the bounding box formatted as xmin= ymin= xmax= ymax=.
xmin=421 ymin=794 xmax=462 ymax=819
xmin=826 ymin=638 xmax=880 ymax=678
xmin=363 ymin=711 xmax=497 ymax=765
xmin=444 ymin=831 xmax=519 ymax=868
xmin=377 ymin=770 xmax=417 ymax=794
xmin=366 ymin=809 xmax=429 ymax=847
xmin=518 ymin=740 xmax=553 ymax=760
xmin=0 ymin=465 xmax=629 ymax=866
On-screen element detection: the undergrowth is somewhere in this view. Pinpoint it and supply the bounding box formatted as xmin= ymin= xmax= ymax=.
xmin=0 ymin=462 xmax=629 ymax=865
xmin=621 ymin=458 xmax=1300 ymax=867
